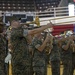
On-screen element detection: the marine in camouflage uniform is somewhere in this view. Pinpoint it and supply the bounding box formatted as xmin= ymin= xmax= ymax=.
xmin=0 ymin=24 xmax=7 ymax=75
xmin=70 ymin=34 xmax=75 ymax=75
xmin=10 ymin=27 xmax=32 ymax=75
xmin=71 ymin=40 xmax=75 ymax=75
xmin=61 ymin=38 xmax=72 ymax=75
xmin=10 ymin=20 xmax=54 ymax=75
xmin=49 ymin=38 xmax=60 ymax=75
xmin=30 ymin=33 xmax=50 ymax=75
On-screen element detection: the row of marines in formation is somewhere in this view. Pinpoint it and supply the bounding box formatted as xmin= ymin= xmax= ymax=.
xmin=0 ymin=19 xmax=75 ymax=75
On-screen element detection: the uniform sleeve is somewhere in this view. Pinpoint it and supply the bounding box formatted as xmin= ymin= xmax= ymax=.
xmin=32 ymin=37 xmax=41 ymax=49
xmin=62 ymin=45 xmax=65 ymax=49
xmin=23 ymin=29 xmax=28 ymax=37
xmin=6 ymin=29 xmax=11 ymax=39
xmin=35 ymin=44 xmax=41 ymax=49
xmin=61 ymin=42 xmax=66 ymax=49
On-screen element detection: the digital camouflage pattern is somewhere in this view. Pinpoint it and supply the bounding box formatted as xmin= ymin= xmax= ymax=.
xmin=10 ymin=27 xmax=32 ymax=75
xmin=0 ymin=34 xmax=6 ymax=75
xmin=61 ymin=40 xmax=72 ymax=75
xmin=50 ymin=39 xmax=60 ymax=61
xmin=61 ymin=40 xmax=72 ymax=60
xmin=72 ymin=40 xmax=75 ymax=75
xmin=31 ymin=37 xmax=47 ymax=75
xmin=49 ymin=39 xmax=60 ymax=75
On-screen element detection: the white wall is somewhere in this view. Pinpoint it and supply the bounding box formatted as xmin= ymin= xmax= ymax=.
xmin=38 ymin=16 xmax=75 ymax=26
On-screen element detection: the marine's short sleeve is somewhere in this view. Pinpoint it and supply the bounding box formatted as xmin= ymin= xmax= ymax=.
xmin=6 ymin=29 xmax=11 ymax=39
xmin=23 ymin=29 xmax=28 ymax=37
xmin=61 ymin=42 xmax=66 ymax=49
xmin=62 ymin=45 xmax=65 ymax=49
xmin=35 ymin=44 xmax=41 ymax=49
xmin=32 ymin=37 xmax=42 ymax=49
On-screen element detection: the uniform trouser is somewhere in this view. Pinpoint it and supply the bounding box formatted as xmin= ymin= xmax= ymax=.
xmin=72 ymin=53 xmax=75 ymax=75
xmin=12 ymin=65 xmax=32 ymax=75
xmin=62 ymin=59 xmax=72 ymax=75
xmin=0 ymin=60 xmax=6 ymax=75
xmin=12 ymin=60 xmax=32 ymax=75
xmin=33 ymin=56 xmax=47 ymax=75
xmin=51 ymin=60 xmax=60 ymax=75
xmin=33 ymin=66 xmax=47 ymax=75
xmin=4 ymin=63 xmax=9 ymax=75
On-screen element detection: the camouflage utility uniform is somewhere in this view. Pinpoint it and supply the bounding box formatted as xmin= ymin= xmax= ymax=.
xmin=10 ymin=27 xmax=32 ymax=75
xmin=0 ymin=34 xmax=6 ymax=75
xmin=61 ymin=40 xmax=72 ymax=75
xmin=31 ymin=37 xmax=47 ymax=75
xmin=49 ymin=39 xmax=60 ymax=75
xmin=72 ymin=40 xmax=75 ymax=75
